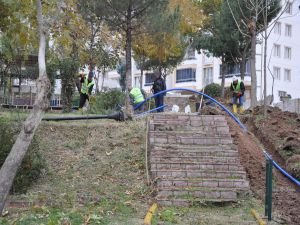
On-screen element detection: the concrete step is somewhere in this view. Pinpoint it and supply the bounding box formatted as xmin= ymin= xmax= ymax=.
xmin=152 ymin=124 xmax=229 ymax=132
xmin=151 ymin=149 xmax=239 ymax=158
xmin=156 ymin=198 xmax=236 ymax=207
xmin=156 ymin=187 xmax=240 ymax=200
xmin=151 ymin=162 xmax=244 ymax=171
xmin=151 ymin=169 xmax=247 ymax=179
xmin=149 ymin=130 xmax=231 ymax=138
xmin=152 ymin=143 xmax=238 ymax=151
xmin=151 ymin=115 xmax=227 ymax=126
xmin=149 ymin=114 xmax=250 ymax=206
xmin=156 ymin=178 xmax=249 ymax=189
xmin=149 ymin=135 xmax=233 ymax=145
xmin=150 ymin=156 xmax=240 ymax=164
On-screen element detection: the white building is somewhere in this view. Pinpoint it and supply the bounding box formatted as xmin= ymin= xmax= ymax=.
xmin=130 ymin=0 xmax=300 ymax=108
xmin=256 ymin=0 xmax=300 ymax=103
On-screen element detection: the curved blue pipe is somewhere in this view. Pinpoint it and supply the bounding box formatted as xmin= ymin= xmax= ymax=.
xmin=263 ymin=151 xmax=300 ymax=187
xmin=134 ymin=88 xmax=247 ymax=131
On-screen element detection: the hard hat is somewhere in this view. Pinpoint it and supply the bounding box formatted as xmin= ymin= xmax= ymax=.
xmin=232 ymin=76 xmax=238 ymax=82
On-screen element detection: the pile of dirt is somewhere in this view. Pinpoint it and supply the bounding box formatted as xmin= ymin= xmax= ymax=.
xmin=243 ymin=106 xmax=300 ymax=179
xmin=227 ymin=106 xmax=300 ymax=225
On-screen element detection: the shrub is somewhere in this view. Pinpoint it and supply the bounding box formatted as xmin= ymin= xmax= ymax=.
xmin=0 ymin=118 xmax=45 ymax=193
xmin=89 ymin=89 xmax=125 ymax=114
xmin=204 ymin=83 xmax=222 ymax=98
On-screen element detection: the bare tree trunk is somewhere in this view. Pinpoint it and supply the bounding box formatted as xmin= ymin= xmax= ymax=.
xmin=240 ymin=52 xmax=246 ymax=81
xmin=221 ymin=56 xmax=226 ymax=98
xmin=0 ymin=0 xmax=50 ymax=213
xmin=249 ymin=18 xmax=257 ymax=107
xmin=125 ymin=1 xmax=133 ymax=118
xmin=95 ymin=70 xmax=100 ymax=93
xmin=101 ymin=67 xmax=106 ymax=92
xmin=263 ymin=1 xmax=268 ymax=117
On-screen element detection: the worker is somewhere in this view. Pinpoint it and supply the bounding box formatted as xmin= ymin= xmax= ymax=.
xmin=79 ymin=71 xmax=95 ymax=110
xmin=151 ymin=70 xmax=166 ymax=112
xmin=129 ymin=87 xmax=145 ymax=112
xmin=230 ymin=76 xmax=245 ymax=113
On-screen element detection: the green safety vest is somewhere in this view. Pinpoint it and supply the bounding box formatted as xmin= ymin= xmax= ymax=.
xmin=231 ymin=80 xmax=241 ymax=93
xmin=130 ymin=88 xmax=144 ymax=104
xmin=81 ymin=76 xmax=95 ymax=94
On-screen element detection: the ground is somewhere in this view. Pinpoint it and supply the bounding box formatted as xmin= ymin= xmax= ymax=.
xmin=0 ymin=107 xmax=299 ymax=224
xmin=225 ymin=106 xmax=300 ymax=225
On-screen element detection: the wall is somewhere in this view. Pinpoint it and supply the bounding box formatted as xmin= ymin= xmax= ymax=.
xmin=274 ymin=98 xmax=300 ymax=114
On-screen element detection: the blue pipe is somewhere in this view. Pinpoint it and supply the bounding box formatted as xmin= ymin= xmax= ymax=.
xmin=263 ymin=151 xmax=300 ymax=187
xmin=134 ymin=88 xmax=247 ymax=131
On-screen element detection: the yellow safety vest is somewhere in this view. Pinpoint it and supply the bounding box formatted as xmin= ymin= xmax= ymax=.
xmin=81 ymin=76 xmax=95 ymax=94
xmin=130 ymin=88 xmax=144 ymax=104
xmin=231 ymin=80 xmax=241 ymax=94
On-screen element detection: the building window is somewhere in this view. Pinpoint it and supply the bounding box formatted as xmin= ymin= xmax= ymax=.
xmin=284 ymin=46 xmax=291 ymax=59
xmin=285 ymin=24 xmax=292 ymax=37
xmin=284 ymin=69 xmax=291 ymax=82
xmin=274 ymin=22 xmax=281 ymax=34
xmin=203 ymin=67 xmax=213 ymax=86
xmin=176 ymin=68 xmax=196 ymax=83
xmin=144 ymin=72 xmax=155 ymax=86
xmin=273 ymin=44 xmax=281 ymax=57
xmin=285 ymin=2 xmax=292 ymax=14
xmin=278 ymin=91 xmax=287 ymax=97
xmin=273 ymin=67 xmax=281 ymax=80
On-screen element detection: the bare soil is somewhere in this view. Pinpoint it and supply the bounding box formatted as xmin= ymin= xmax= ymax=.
xmin=226 ymin=106 xmax=300 ymax=225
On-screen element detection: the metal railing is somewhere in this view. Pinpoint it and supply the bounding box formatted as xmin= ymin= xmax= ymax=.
xmin=263 ymin=150 xmax=300 ymax=221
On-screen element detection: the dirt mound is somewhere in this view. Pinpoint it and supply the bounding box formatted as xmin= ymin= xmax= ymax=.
xmin=243 ymin=106 xmax=300 ymax=179
xmin=226 ymin=105 xmax=300 ymax=225
xmin=227 ymin=117 xmax=300 ymax=225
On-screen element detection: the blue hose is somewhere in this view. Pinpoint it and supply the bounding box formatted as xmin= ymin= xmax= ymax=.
xmin=134 ymin=88 xmax=247 ymax=131
xmin=263 ymin=151 xmax=300 ymax=187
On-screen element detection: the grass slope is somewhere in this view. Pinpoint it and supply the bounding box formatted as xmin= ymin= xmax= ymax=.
xmin=0 ymin=114 xmax=267 ymax=224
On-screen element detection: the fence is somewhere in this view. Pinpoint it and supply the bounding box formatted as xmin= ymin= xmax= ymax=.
xmin=0 ymin=94 xmax=61 ymax=108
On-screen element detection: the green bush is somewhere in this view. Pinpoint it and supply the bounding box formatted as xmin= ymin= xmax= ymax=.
xmin=204 ymin=83 xmax=222 ymax=98
xmin=89 ymin=89 xmax=125 ymax=114
xmin=0 ymin=118 xmax=45 ymax=193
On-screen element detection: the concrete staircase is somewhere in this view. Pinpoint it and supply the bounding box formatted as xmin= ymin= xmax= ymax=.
xmin=148 ymin=113 xmax=250 ymax=206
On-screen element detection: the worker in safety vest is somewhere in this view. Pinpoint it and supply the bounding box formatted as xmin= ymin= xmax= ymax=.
xmin=129 ymin=87 xmax=145 ymax=112
xmin=230 ymin=76 xmax=245 ymax=114
xmin=79 ymin=71 xmax=95 ymax=110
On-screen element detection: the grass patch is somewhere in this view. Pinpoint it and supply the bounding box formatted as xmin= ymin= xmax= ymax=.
xmin=152 ymin=198 xmax=263 ymax=225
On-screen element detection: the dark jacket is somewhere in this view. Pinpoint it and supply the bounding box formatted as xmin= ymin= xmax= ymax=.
xmin=152 ymin=77 xmax=166 ymax=94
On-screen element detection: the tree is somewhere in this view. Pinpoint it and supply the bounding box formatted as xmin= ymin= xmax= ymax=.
xmin=193 ymin=0 xmax=239 ymax=97
xmin=225 ymin=0 xmax=281 ymax=107
xmin=78 ymin=0 xmax=169 ymax=117
xmin=0 ymin=0 xmax=39 ymax=97
xmin=0 ymin=0 xmax=51 ymax=213
xmin=133 ymin=2 xmax=188 ymax=81
xmin=49 ymin=1 xmax=88 ymax=112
